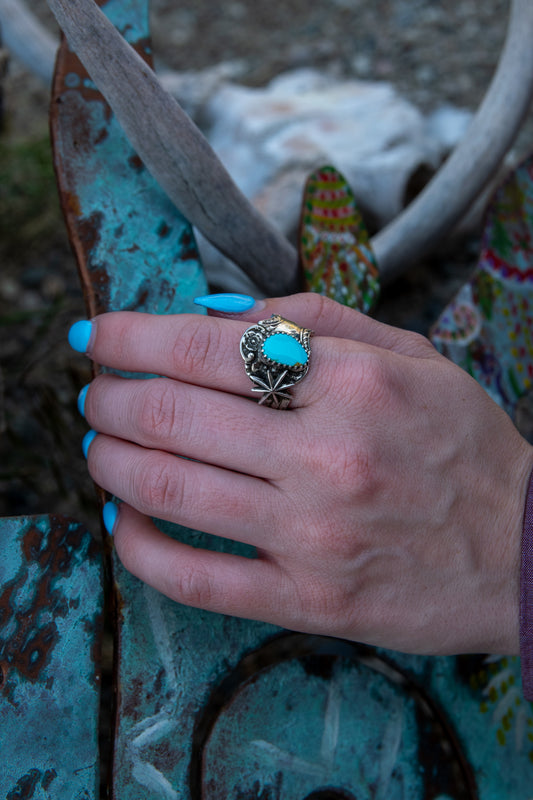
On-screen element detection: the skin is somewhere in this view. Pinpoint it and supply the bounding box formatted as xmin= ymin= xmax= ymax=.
xmin=79 ymin=293 xmax=533 ymax=656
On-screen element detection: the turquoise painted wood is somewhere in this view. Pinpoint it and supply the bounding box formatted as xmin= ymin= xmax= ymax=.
xmin=0 ymin=515 xmax=103 ymax=799
xmin=51 ymin=0 xmax=205 ymax=318
xmin=50 ymin=1 xmax=533 ymax=797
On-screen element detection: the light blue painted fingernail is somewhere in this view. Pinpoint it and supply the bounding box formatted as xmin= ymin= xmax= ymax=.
xmin=193 ymin=293 xmax=256 ymax=313
xmin=68 ymin=320 xmax=93 ymax=353
xmin=103 ymin=501 xmax=119 ymax=536
xmin=82 ymin=429 xmax=98 ymax=459
xmin=77 ymin=384 xmax=90 ymax=417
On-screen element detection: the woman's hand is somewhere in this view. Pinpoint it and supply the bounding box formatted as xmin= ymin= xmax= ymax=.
xmin=74 ymin=292 xmax=533 ymax=656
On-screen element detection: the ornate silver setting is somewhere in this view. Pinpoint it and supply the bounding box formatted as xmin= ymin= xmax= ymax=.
xmin=240 ymin=315 xmax=313 ymax=409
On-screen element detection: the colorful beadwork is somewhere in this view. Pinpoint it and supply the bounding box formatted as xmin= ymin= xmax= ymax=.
xmin=431 ymin=154 xmax=533 ymax=416
xmin=299 ymin=166 xmax=380 ymax=313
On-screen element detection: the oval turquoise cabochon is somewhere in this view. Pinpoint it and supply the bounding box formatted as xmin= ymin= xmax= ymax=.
xmin=263 ymin=333 xmax=308 ymax=367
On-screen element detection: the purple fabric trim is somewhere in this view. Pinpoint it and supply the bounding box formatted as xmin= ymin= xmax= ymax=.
xmin=520 ymin=466 xmax=533 ymax=701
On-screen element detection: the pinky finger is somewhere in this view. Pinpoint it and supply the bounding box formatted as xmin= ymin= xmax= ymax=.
xmin=109 ymin=502 xmax=281 ymax=621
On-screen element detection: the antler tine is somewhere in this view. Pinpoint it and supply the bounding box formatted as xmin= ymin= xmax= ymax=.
xmin=0 ymin=0 xmax=56 ymax=83
xmin=372 ymin=0 xmax=533 ymax=284
xmin=45 ymin=0 xmax=299 ymax=296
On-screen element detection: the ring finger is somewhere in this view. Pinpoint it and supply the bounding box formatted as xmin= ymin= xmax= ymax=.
xmin=76 ymin=310 xmax=351 ymax=408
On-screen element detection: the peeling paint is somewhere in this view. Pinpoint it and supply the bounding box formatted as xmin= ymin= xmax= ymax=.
xmin=51 ymin=2 xmax=207 ymax=320
xmin=0 ymin=516 xmax=102 ymax=799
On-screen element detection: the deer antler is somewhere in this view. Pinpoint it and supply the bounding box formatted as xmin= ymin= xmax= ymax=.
xmin=45 ymin=0 xmax=299 ymax=296
xmin=0 ymin=0 xmax=56 ymax=82
xmin=374 ymin=0 xmax=533 ymax=284
xmin=46 ymin=0 xmax=533 ymax=291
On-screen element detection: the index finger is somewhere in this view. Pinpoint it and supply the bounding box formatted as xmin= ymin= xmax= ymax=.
xmin=80 ymin=311 xmax=254 ymax=395
xmin=71 ymin=310 xmax=388 ymax=409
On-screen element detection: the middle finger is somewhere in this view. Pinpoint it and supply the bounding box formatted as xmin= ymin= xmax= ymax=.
xmin=83 ymin=373 xmax=295 ymax=480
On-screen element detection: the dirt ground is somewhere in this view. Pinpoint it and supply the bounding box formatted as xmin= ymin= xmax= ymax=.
xmin=1 ymin=0 xmax=532 ymax=534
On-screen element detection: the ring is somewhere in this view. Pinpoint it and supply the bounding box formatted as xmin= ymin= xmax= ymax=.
xmin=240 ymin=315 xmax=313 ymax=409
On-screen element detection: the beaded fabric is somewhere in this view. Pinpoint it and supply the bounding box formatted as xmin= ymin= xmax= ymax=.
xmin=431 ymin=153 xmax=533 ymax=417
xmin=521 ymin=467 xmax=533 ymax=701
xmin=299 ymin=166 xmax=380 ymax=313
xmin=430 ymin=154 xmax=533 ymax=701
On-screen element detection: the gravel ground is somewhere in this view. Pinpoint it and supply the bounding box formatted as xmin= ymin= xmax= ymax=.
xmin=1 ymin=0 xmax=532 ymax=532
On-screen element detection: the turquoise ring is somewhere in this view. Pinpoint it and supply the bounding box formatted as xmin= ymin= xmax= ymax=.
xmin=240 ymin=315 xmax=313 ymax=409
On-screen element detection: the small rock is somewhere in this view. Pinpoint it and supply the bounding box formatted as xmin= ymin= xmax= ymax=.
xmin=20 ymin=289 xmax=44 ymax=311
xmin=0 ymin=275 xmax=21 ymax=302
xmin=41 ymin=274 xmax=66 ymax=299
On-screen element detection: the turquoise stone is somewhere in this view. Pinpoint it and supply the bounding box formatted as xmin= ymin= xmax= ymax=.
xmin=263 ymin=333 xmax=308 ymax=367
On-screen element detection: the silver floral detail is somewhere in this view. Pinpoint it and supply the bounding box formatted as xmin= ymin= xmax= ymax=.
xmin=240 ymin=315 xmax=313 ymax=409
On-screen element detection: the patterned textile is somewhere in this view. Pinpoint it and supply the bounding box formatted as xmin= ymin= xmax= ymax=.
xmin=521 ymin=467 xmax=533 ymax=701
xmin=431 ymin=154 xmax=533 ymax=417
xmin=431 ymin=153 xmax=533 ymax=707
xmin=299 ymin=166 xmax=380 ymax=313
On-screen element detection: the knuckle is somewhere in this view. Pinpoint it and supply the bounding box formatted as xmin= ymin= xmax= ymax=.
xmin=135 ymin=454 xmax=184 ymax=514
xmin=304 ymin=514 xmax=358 ymax=562
xmin=339 ymin=351 xmax=391 ymax=413
xmin=405 ymin=329 xmax=436 ymax=357
xmin=357 ymin=352 xmax=389 ymax=401
xmin=171 ymin=318 xmax=220 ymax=377
xmin=172 ymin=565 xmax=214 ymax=608
xmin=306 ymin=292 xmax=349 ymax=336
xmin=299 ymin=429 xmax=377 ymax=500
xmin=329 ymin=439 xmax=376 ymax=498
xmin=295 ymin=574 xmax=352 ymax=630
xmin=309 ymin=293 xmax=337 ymax=326
xmin=138 ymin=379 xmax=179 ymax=442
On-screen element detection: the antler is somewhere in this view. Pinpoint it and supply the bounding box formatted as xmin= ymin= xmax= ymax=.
xmin=0 ymin=0 xmax=56 ymax=83
xmin=373 ymin=0 xmax=533 ymax=284
xmin=45 ymin=0 xmax=533 ymax=292
xmin=45 ymin=0 xmax=299 ymax=296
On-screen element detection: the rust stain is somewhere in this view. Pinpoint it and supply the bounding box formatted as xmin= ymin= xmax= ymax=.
xmin=157 ymin=279 xmax=176 ymax=312
xmin=128 ymin=154 xmax=144 ymax=172
xmin=157 ymin=221 xmax=172 ymax=239
xmin=64 ymin=191 xmax=82 ymax=217
xmin=6 ymin=768 xmax=58 ymax=800
xmin=179 ymin=228 xmax=200 ymax=262
xmin=94 ymin=126 xmax=109 ymax=146
xmin=6 ymin=769 xmax=40 ymax=800
xmin=76 ymin=210 xmax=104 ymax=254
xmin=0 ymin=517 xmax=99 ymax=689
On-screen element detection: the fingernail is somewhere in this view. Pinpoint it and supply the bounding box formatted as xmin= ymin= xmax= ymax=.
xmin=77 ymin=384 xmax=90 ymax=417
xmin=193 ymin=293 xmax=256 ymax=313
xmin=103 ymin=501 xmax=119 ymax=536
xmin=82 ymin=429 xmax=98 ymax=459
xmin=68 ymin=320 xmax=93 ymax=353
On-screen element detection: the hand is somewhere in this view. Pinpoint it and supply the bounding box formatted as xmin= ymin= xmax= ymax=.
xmin=76 ymin=293 xmax=533 ymax=655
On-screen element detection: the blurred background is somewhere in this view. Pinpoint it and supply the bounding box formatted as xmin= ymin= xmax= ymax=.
xmin=1 ymin=0 xmax=531 ymax=535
